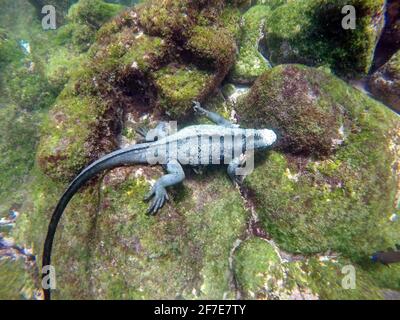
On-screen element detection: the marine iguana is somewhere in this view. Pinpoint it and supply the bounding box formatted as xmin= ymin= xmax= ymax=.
xmin=42 ymin=101 xmax=277 ymax=300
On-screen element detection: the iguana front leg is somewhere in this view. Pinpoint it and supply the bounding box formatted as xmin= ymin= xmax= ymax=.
xmin=136 ymin=121 xmax=172 ymax=143
xmin=144 ymin=160 xmax=185 ymax=215
xmin=193 ymin=101 xmax=238 ymax=128
xmin=227 ymin=155 xmax=247 ymax=186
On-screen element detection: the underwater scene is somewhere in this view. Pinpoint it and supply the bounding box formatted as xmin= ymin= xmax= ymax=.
xmin=0 ymin=0 xmax=400 ymax=301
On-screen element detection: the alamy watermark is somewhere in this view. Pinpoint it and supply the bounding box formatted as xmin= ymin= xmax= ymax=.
xmin=42 ymin=265 xmax=57 ymax=290
xmin=342 ymin=5 xmax=357 ymax=30
xmin=39 ymin=4 xmax=357 ymax=31
xmin=41 ymin=5 xmax=56 ymax=30
xmin=341 ymin=265 xmax=356 ymax=290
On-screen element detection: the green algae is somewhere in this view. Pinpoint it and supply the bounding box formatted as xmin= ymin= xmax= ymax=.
xmin=230 ymin=5 xmax=272 ymax=84
xmin=264 ymin=0 xmax=385 ymax=77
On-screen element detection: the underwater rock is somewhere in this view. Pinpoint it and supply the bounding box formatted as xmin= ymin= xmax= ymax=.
xmin=263 ymin=0 xmax=385 ymax=78
xmin=233 ymin=237 xmax=286 ymax=299
xmin=369 ymin=50 xmax=400 ymax=113
xmin=0 ymin=257 xmax=38 ymax=299
xmin=0 ymin=28 xmax=23 ymax=70
xmin=14 ymin=167 xmax=248 ymax=299
xmin=37 ymin=0 xmax=238 ymax=181
xmin=237 ymin=64 xmax=344 ymax=157
xmin=56 ymin=0 xmax=125 ymax=51
xmin=233 ymin=238 xmax=384 ymax=299
xmin=255 ymin=0 xmax=286 ymax=10
xmin=238 ymin=65 xmax=400 ymax=260
xmin=0 ymin=104 xmax=39 ymax=206
xmin=230 ymin=5 xmax=272 ymax=84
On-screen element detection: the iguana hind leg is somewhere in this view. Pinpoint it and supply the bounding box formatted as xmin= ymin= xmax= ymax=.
xmin=193 ymin=101 xmax=238 ymax=128
xmin=144 ymin=159 xmax=185 ymax=215
xmin=227 ymin=155 xmax=247 ymax=186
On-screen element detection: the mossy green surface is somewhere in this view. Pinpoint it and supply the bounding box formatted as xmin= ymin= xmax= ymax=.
xmin=237 ymin=64 xmax=344 ymax=156
xmin=0 ymin=28 xmax=23 ymax=70
xmin=286 ymin=258 xmax=383 ymax=300
xmin=5 ymin=0 xmax=400 ymax=300
xmin=3 ymin=62 xmax=59 ymax=111
xmin=15 ymin=165 xmax=248 ymax=299
xmin=37 ymin=1 xmax=238 ymax=180
xmin=234 ymin=238 xmax=283 ymax=299
xmin=264 ymin=0 xmax=385 ymax=77
xmin=154 ymin=64 xmax=213 ymax=117
xmin=218 ymin=6 xmax=242 ymax=42
xmin=364 ymin=262 xmax=400 ymax=291
xmin=0 ymin=104 xmax=41 ymax=209
xmin=63 ymin=0 xmax=124 ymax=50
xmin=255 ymin=0 xmax=286 ymax=10
xmin=238 ymin=65 xmax=400 ymax=261
xmin=233 ymin=238 xmax=385 ymax=299
xmin=0 ymin=258 xmax=37 ymax=300
xmin=230 ymin=5 xmax=271 ymax=84
xmin=121 ymin=35 xmax=165 ymax=72
xmin=186 ymin=25 xmax=236 ymax=69
xmin=37 ymin=94 xmax=111 ymax=181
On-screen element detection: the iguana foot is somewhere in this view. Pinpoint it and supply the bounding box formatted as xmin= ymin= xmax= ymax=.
xmin=144 ymin=186 xmax=170 ymax=215
xmin=193 ymin=101 xmax=206 ymax=115
xmin=228 ymin=155 xmax=247 ymax=186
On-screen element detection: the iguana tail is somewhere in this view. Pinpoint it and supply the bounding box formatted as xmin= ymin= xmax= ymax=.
xmin=42 ymin=143 xmax=149 ymax=300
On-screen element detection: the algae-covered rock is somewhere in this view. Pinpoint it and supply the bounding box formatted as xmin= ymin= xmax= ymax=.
xmin=285 ymin=257 xmax=384 ymax=300
xmin=14 ymin=166 xmax=248 ymax=299
xmin=54 ymin=0 xmax=124 ymax=52
xmin=233 ymin=238 xmax=384 ymax=299
xmin=230 ymin=5 xmax=272 ymax=84
xmin=37 ymin=0 xmax=238 ymax=181
xmin=234 ymin=237 xmax=285 ymax=299
xmin=255 ymin=0 xmax=286 ymax=10
xmin=0 ymin=258 xmax=37 ymax=300
xmin=263 ymin=0 xmax=385 ymax=77
xmin=0 ymin=104 xmax=40 ymax=206
xmin=154 ymin=64 xmax=214 ymax=117
xmin=369 ymin=50 xmax=400 ymax=113
xmin=237 ymin=64 xmax=344 ymax=157
xmin=4 ymin=62 xmax=59 ymax=111
xmin=0 ymin=28 xmax=23 ymax=70
xmin=365 ymin=262 xmax=400 ymax=291
xmin=8 ymin=0 xmax=400 ymax=301
xmin=238 ymin=65 xmax=400 ymax=261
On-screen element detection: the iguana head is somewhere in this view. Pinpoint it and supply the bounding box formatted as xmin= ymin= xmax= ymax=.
xmin=254 ymin=129 xmax=277 ymax=150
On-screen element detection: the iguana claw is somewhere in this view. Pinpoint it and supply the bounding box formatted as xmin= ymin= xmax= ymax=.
xmin=193 ymin=101 xmax=206 ymax=115
xmin=144 ymin=186 xmax=170 ymax=215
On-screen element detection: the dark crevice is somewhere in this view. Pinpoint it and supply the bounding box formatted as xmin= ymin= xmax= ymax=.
xmin=371 ymin=0 xmax=400 ymax=73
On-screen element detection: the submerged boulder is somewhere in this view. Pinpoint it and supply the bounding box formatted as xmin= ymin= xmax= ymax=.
xmin=0 ymin=28 xmax=23 ymax=70
xmin=369 ymin=50 xmax=400 ymax=113
xmin=8 ymin=0 xmax=400 ymax=300
xmin=263 ymin=0 xmax=385 ymax=78
xmin=37 ymin=0 xmax=238 ymax=181
xmin=237 ymin=64 xmax=345 ymax=157
xmin=14 ymin=167 xmax=248 ymax=299
xmin=233 ymin=238 xmax=384 ymax=299
xmin=237 ymin=64 xmax=400 ymax=261
xmin=230 ymin=5 xmax=272 ymax=84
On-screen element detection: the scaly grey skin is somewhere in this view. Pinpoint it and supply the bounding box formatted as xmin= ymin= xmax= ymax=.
xmin=42 ymin=101 xmax=277 ymax=300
